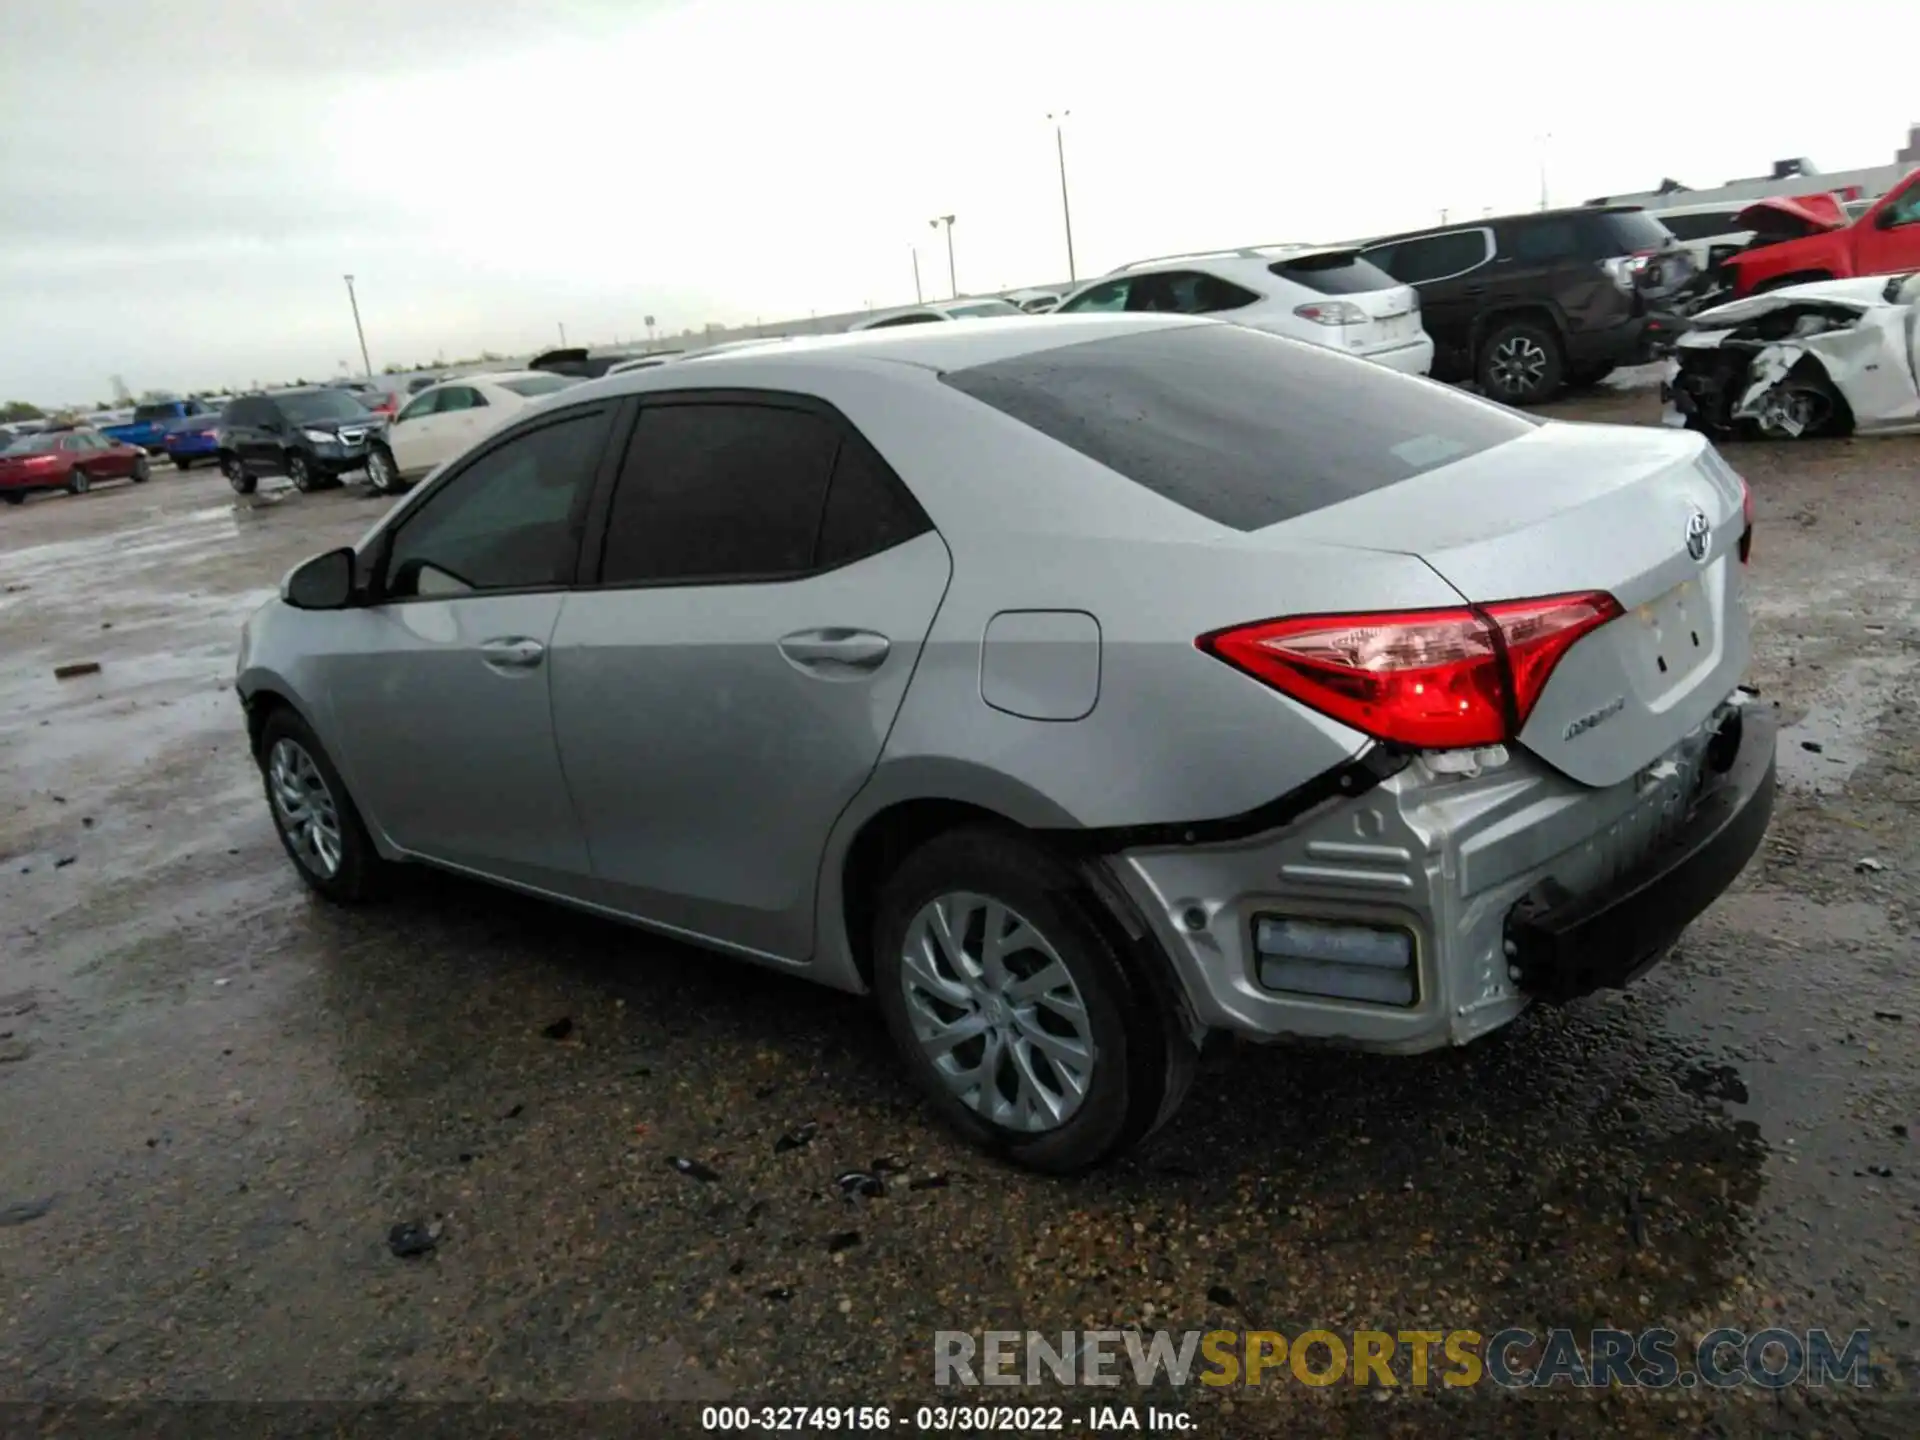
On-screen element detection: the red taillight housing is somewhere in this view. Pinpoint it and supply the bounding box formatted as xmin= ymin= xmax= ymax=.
xmin=1738 ymin=478 xmax=1753 ymax=564
xmin=1199 ymin=591 xmax=1624 ymax=750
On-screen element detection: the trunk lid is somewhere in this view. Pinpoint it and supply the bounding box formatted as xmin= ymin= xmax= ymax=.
xmin=1267 ymin=247 xmax=1424 ymax=355
xmin=1273 ymin=421 xmax=1750 ymax=787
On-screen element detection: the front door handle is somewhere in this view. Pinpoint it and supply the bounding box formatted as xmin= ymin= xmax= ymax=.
xmin=480 ymin=637 xmax=546 ymax=670
xmin=778 ymin=628 xmax=890 ymax=675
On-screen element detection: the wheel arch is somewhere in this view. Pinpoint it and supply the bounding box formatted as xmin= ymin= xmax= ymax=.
xmin=1470 ymin=301 xmax=1568 ymax=357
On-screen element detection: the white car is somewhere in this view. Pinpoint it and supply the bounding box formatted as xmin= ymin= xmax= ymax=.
xmin=366 ymin=371 xmax=582 ymax=493
xmin=849 ymin=298 xmax=1029 ymax=331
xmin=1052 ymin=246 xmax=1433 ymax=375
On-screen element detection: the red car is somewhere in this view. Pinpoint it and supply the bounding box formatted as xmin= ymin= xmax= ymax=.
xmin=1723 ymin=165 xmax=1920 ymax=297
xmin=0 ymin=428 xmax=151 ymax=504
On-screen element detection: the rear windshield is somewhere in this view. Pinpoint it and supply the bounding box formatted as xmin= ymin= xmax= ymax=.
xmin=498 ymin=374 xmax=581 ymax=398
xmin=942 ymin=324 xmax=1536 ymax=532
xmin=1270 ymin=251 xmax=1400 ymax=294
xmin=1585 ymin=209 xmax=1675 ymax=255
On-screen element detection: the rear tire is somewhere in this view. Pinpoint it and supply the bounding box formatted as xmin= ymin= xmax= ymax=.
xmin=871 ymin=827 xmax=1197 ymax=1173
xmin=3 ymin=493 xmax=23 ymax=506
xmin=1477 ymin=318 xmax=1564 ymax=405
xmin=366 ymin=443 xmax=403 ymax=495
xmin=223 ymin=453 xmax=256 ymax=495
xmin=257 ymin=707 xmax=390 ymax=904
xmin=67 ymin=467 xmax=91 ymax=495
xmin=172 ymin=456 xmax=192 ymax=471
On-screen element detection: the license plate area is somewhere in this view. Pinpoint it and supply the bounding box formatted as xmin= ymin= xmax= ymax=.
xmin=1631 ymin=579 xmax=1715 ymax=684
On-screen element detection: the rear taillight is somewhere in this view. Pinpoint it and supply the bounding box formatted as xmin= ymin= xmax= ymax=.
xmin=1293 ymin=300 xmax=1370 ymax=327
xmin=1739 ymin=478 xmax=1753 ymax=563
xmin=1199 ymin=592 xmax=1623 ymax=750
xmin=1602 ymin=251 xmax=1656 ymax=292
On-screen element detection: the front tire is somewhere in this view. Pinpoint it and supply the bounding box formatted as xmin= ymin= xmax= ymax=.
xmin=131 ymin=456 xmax=150 ymax=483
xmin=872 ymin=828 xmax=1196 ymax=1173
xmin=1477 ymin=318 xmax=1564 ymax=405
xmin=171 ymin=455 xmax=191 ymax=471
xmin=287 ymin=452 xmax=316 ymax=493
xmin=366 ymin=443 xmax=403 ymax=495
xmin=223 ymin=453 xmax=257 ymax=495
xmin=257 ymin=708 xmax=389 ymax=903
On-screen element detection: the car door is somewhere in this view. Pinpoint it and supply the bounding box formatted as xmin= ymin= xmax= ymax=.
xmin=314 ymin=403 xmax=617 ymax=891
xmin=242 ymin=399 xmax=287 ymax=472
xmin=432 ymin=385 xmax=501 ymax=465
xmin=1854 ymin=175 xmax=1920 ymax=277
xmin=548 ymin=394 xmax=952 ymax=960
xmin=388 ymin=389 xmax=445 ymax=476
xmin=89 ymin=433 xmax=133 ymax=476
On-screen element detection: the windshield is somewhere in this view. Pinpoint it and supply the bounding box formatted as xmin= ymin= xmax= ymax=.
xmin=947 ymin=300 xmax=1025 ymax=319
xmin=277 ymin=390 xmax=371 ymax=423
xmin=133 ymin=403 xmax=179 ymax=422
xmin=2 ymin=432 xmax=65 ymax=454
xmin=499 ymin=374 xmax=582 ymax=398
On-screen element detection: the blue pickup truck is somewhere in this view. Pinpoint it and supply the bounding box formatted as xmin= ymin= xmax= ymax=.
xmin=102 ymin=399 xmax=215 ymax=454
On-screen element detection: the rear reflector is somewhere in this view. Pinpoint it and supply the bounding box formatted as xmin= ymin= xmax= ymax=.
xmin=1199 ymin=591 xmax=1623 ymax=749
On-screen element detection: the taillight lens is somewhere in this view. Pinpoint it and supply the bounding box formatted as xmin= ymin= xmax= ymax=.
xmin=1293 ymin=300 xmax=1370 ymax=327
xmin=1738 ymin=478 xmax=1753 ymax=563
xmin=1198 ymin=591 xmax=1623 ymax=750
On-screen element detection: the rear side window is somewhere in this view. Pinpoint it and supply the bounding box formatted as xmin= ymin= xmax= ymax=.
xmin=1363 ymin=229 xmax=1490 ymax=284
xmin=816 ymin=437 xmax=933 ymax=569
xmin=1271 ymin=251 xmax=1400 ymax=294
xmin=942 ymin=325 xmax=1536 ymax=533
xmin=1512 ymin=219 xmax=1579 ymax=263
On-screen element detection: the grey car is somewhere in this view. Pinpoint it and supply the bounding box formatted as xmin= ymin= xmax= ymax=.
xmin=236 ymin=315 xmax=1775 ymax=1173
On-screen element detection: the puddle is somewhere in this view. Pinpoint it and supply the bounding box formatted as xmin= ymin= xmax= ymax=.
xmin=1775 ymin=653 xmax=1917 ymax=792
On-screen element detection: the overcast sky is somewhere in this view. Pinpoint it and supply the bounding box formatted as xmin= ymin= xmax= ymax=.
xmin=1 ymin=0 xmax=1911 ymax=405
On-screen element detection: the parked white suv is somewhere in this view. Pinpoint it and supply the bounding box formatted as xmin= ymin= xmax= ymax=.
xmin=1054 ymin=246 xmax=1433 ymax=374
xmin=849 ymin=298 xmax=1029 ymax=331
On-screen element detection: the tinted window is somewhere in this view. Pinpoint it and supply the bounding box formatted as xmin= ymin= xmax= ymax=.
xmin=1656 ymin=210 xmax=1744 ymax=242
xmin=396 ymin=392 xmax=440 ymax=423
xmin=226 ymin=398 xmax=264 ymax=426
xmin=599 ymin=403 xmax=838 ymax=585
xmin=816 ymin=437 xmax=933 ymax=569
xmin=499 ymin=374 xmax=581 ymax=398
xmin=1364 ymin=230 xmax=1489 ymax=284
xmin=1127 ymin=270 xmax=1259 ymax=314
xmin=437 ymin=387 xmax=487 ymax=413
xmin=1272 ymin=251 xmax=1401 ymax=294
xmin=384 ymin=410 xmax=608 ymax=599
xmin=1581 ymin=210 xmax=1675 ymax=256
xmin=1512 ymin=219 xmax=1579 ymax=263
xmin=133 ymin=403 xmax=179 ymax=422
xmin=942 ymin=325 xmax=1536 ymax=533
xmin=1058 ymin=279 xmax=1131 ymax=313
xmin=277 ymin=390 xmax=369 ymax=424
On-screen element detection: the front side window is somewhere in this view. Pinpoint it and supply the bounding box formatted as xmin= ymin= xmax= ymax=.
xmin=1880 ymin=182 xmax=1920 ymax=228
xmin=1058 ymin=279 xmax=1131 ymax=313
xmin=1511 ymin=219 xmax=1579 ymax=264
xmin=599 ymin=403 xmax=840 ymax=585
xmin=382 ymin=409 xmax=609 ymax=599
xmin=396 ymin=392 xmax=441 ymax=424
xmin=1127 ymin=269 xmax=1259 ymax=314
xmin=436 ymin=387 xmax=487 ymax=414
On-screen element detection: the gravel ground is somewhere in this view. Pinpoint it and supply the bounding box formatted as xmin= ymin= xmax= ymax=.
xmin=1 ymin=397 xmax=1917 ymax=1438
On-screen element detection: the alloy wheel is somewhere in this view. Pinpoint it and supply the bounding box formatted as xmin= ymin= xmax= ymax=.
xmin=289 ymin=455 xmax=314 ymax=493
xmin=267 ymin=737 xmax=344 ymax=879
xmin=68 ymin=467 xmax=90 ymax=494
xmin=898 ymin=891 xmax=1096 ymax=1133
xmin=1489 ymin=335 xmax=1549 ymax=397
xmin=368 ymin=447 xmax=397 ymax=494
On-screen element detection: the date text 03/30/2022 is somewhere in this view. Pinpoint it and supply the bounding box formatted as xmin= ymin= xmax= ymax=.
xmin=700 ymin=1405 xmax=1192 ymax=1432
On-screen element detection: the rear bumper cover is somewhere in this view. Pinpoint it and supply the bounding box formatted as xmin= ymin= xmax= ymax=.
xmin=1505 ymin=703 xmax=1774 ymax=1001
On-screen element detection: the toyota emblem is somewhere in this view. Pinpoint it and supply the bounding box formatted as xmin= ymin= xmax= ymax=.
xmin=1684 ymin=507 xmax=1711 ymax=563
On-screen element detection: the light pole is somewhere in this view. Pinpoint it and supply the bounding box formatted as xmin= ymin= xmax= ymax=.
xmin=558 ymin=322 xmax=568 ymax=347
xmin=1048 ymin=110 xmax=1077 ymax=283
xmin=929 ymin=215 xmax=956 ymax=299
xmin=1536 ymin=132 xmax=1552 ymax=211
xmin=342 ymin=275 xmax=372 ymax=378
xmin=912 ymin=247 xmax=923 ymax=304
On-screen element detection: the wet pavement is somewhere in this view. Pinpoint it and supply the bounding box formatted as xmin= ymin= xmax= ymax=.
xmin=1 ymin=411 xmax=1917 ymax=1437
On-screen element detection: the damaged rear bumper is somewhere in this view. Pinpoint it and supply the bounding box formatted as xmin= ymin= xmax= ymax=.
xmin=1505 ymin=704 xmax=1775 ymax=1001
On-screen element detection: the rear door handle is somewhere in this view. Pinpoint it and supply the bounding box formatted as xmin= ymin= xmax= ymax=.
xmin=480 ymin=637 xmax=546 ymax=670
xmin=778 ymin=628 xmax=890 ymax=675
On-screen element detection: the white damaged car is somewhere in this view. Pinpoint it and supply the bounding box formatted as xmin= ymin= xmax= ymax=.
xmin=1664 ymin=272 xmax=1920 ymax=439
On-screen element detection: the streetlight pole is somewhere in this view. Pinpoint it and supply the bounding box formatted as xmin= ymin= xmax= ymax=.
xmin=1536 ymin=132 xmax=1552 ymax=211
xmin=929 ymin=215 xmax=956 ymax=299
xmin=1048 ymin=110 xmax=1076 ymax=283
xmin=558 ymin=322 xmax=568 ymax=347
xmin=912 ymin=247 xmax=923 ymax=304
xmin=342 ymin=274 xmax=372 ymax=378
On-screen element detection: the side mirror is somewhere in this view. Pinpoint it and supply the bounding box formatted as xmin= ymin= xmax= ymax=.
xmin=284 ymin=547 xmax=357 ymax=610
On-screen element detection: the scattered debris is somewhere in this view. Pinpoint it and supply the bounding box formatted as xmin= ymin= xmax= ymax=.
xmin=1895 ymin=1125 xmax=1910 ymax=1140
xmin=0 ymin=1041 xmax=31 ymax=1065
xmin=80 ymin=817 xmax=93 ymax=828
xmin=907 ymin=1174 xmax=950 ymax=1191
xmin=387 ymin=1220 xmax=439 ymax=1258
xmin=1207 ymin=1284 xmax=1238 ymax=1308
xmin=670 ymin=1156 xmax=720 ymax=1183
xmin=52 ymin=662 xmax=101 ymax=680
xmin=727 ymin=1258 xmax=746 ymax=1275
xmin=53 ymin=856 xmax=75 ymax=869
xmin=501 ymin=1103 xmax=524 ymax=1120
xmin=773 ymin=1122 xmax=818 ymax=1154
xmin=835 ymin=1170 xmax=885 ymax=1200
xmin=763 ymin=1286 xmax=795 ymax=1302
xmin=827 ymin=1230 xmax=862 ymax=1254
xmin=1856 ymin=857 xmax=1886 ymax=874
xmin=0 ymin=1197 xmax=54 ymax=1228
xmin=1873 ymin=1011 xmax=1904 ymax=1023
xmin=870 ymin=1155 xmax=905 ymax=1175
xmin=540 ymin=1016 xmax=574 ymax=1041
xmin=1680 ymin=1062 xmax=1750 ymax=1104
xmin=1800 ymin=740 xmax=1825 ymax=754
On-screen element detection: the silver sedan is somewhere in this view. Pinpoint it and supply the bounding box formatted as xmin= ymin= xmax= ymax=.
xmin=237 ymin=315 xmax=1775 ymax=1172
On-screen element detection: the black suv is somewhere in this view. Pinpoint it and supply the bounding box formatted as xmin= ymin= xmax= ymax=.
xmin=1358 ymin=206 xmax=1686 ymax=404
xmin=217 ymin=388 xmax=379 ymax=495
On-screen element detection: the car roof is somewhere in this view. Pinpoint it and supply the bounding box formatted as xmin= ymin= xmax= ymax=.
xmin=571 ymin=314 xmax=1207 ymax=393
